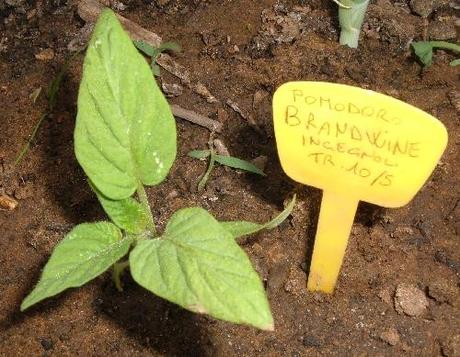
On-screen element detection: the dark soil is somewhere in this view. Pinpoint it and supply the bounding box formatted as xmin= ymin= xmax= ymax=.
xmin=1 ymin=0 xmax=459 ymax=355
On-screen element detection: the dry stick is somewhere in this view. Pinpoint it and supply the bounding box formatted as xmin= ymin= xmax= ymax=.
xmin=77 ymin=0 xmax=218 ymax=104
xmin=170 ymin=105 xmax=222 ymax=133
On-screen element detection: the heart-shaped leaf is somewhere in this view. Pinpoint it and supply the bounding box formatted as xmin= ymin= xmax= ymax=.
xmin=129 ymin=208 xmax=273 ymax=330
xmin=21 ymin=222 xmax=132 ymax=311
xmin=75 ymin=9 xmax=176 ymax=200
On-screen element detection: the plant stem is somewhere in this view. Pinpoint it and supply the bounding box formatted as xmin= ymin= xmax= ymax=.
xmin=113 ymin=260 xmax=130 ymax=291
xmin=198 ymin=149 xmax=216 ymax=192
xmin=338 ymin=0 xmax=370 ymax=48
xmin=136 ymin=183 xmax=157 ymax=236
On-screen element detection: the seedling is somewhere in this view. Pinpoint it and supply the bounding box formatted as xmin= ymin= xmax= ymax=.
xmin=273 ymin=82 xmax=447 ymax=293
xmin=133 ymin=39 xmax=181 ymax=76
xmin=411 ymin=41 xmax=460 ymax=68
xmin=21 ymin=9 xmax=296 ymax=331
xmin=333 ymin=0 xmax=370 ymax=48
xmin=14 ymin=53 xmax=78 ymax=166
xmin=188 ymin=149 xmax=265 ymax=191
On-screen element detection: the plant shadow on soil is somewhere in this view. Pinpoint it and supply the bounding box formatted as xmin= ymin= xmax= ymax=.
xmin=96 ymin=278 xmax=214 ymax=355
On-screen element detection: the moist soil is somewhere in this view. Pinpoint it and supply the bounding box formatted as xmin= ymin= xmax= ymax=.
xmin=1 ymin=0 xmax=459 ymax=355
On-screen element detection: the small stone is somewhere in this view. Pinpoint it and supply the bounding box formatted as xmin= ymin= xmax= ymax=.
xmin=40 ymin=338 xmax=53 ymax=350
xmin=394 ymin=283 xmax=429 ymax=317
xmin=267 ymin=260 xmax=290 ymax=293
xmin=427 ymin=281 xmax=459 ymax=305
xmin=302 ymin=335 xmax=322 ymax=348
xmin=442 ymin=335 xmax=460 ymax=356
xmin=429 ymin=19 xmax=457 ymax=40
xmin=378 ymin=288 xmax=392 ymax=305
xmin=410 ymin=0 xmax=443 ymax=18
xmin=35 ymin=48 xmax=54 ymax=61
xmin=213 ymin=139 xmax=230 ymax=157
xmin=161 ymin=82 xmax=183 ymax=97
xmin=380 ymin=327 xmax=400 ymax=346
xmin=166 ymin=190 xmax=179 ymax=200
xmin=251 ymin=155 xmax=268 ymax=172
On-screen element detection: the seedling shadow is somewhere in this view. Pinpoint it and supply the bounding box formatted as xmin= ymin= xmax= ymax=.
xmin=97 ymin=277 xmax=213 ymax=356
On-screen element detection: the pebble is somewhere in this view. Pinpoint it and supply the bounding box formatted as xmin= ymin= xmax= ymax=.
xmin=35 ymin=48 xmax=54 ymax=61
xmin=409 ymin=0 xmax=444 ymax=18
xmin=427 ymin=280 xmax=459 ymax=305
xmin=394 ymin=283 xmax=429 ymax=317
xmin=380 ymin=327 xmax=400 ymax=346
xmin=442 ymin=335 xmax=460 ymax=356
xmin=40 ymin=338 xmax=53 ymax=351
xmin=161 ymin=82 xmax=183 ymax=97
xmin=429 ymin=19 xmax=457 ymax=40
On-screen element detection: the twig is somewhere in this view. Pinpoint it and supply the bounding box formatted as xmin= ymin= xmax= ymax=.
xmin=0 ymin=194 xmax=18 ymax=210
xmin=171 ymin=104 xmax=222 ymax=133
xmin=77 ymin=0 xmax=218 ymax=103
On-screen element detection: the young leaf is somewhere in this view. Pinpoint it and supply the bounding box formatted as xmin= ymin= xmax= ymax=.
xmin=188 ymin=149 xmax=211 ymax=159
xmin=412 ymin=41 xmax=460 ymax=68
xmin=411 ymin=42 xmax=434 ymax=67
xmin=214 ymin=154 xmax=266 ymax=176
xmin=21 ymin=222 xmax=132 ymax=311
xmin=91 ymin=182 xmax=149 ymax=234
xmin=222 ymin=195 xmax=296 ymax=238
xmin=75 ymin=9 xmax=176 ymax=200
xmin=133 ymin=40 xmax=155 ymax=57
xmin=129 ymin=208 xmax=274 ymax=330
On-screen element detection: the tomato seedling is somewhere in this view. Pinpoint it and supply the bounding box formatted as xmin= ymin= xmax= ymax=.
xmin=21 ymin=9 xmax=295 ymax=331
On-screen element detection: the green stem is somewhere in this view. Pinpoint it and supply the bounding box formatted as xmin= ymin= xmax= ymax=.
xmin=198 ymin=149 xmax=216 ymax=192
xmin=113 ymin=260 xmax=130 ymax=291
xmin=338 ymin=0 xmax=370 ymax=48
xmin=136 ymin=183 xmax=156 ymax=236
xmin=429 ymin=41 xmax=460 ymax=52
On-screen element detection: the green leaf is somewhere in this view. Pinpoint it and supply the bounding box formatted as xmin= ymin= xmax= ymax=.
xmin=412 ymin=41 xmax=434 ymax=67
xmin=75 ymin=9 xmax=176 ymax=200
xmin=133 ymin=40 xmax=155 ymax=57
xmin=412 ymin=41 xmax=460 ymax=68
xmin=188 ymin=149 xmax=211 ymax=159
xmin=214 ymin=154 xmax=266 ymax=176
xmin=129 ymin=208 xmax=273 ymax=330
xmin=91 ymin=181 xmax=149 ymax=234
xmin=222 ymin=194 xmax=296 ymax=238
xmin=449 ymin=58 xmax=460 ymax=66
xmin=21 ymin=222 xmax=132 ymax=311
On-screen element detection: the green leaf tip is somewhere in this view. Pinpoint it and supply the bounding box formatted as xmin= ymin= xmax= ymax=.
xmin=129 ymin=207 xmax=273 ymax=330
xmin=222 ymin=194 xmax=296 ymax=239
xmin=21 ymin=222 xmax=132 ymax=311
xmin=74 ymin=7 xmax=176 ymax=200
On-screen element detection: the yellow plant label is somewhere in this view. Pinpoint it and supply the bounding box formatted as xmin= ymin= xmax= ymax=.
xmin=273 ymin=82 xmax=448 ymax=293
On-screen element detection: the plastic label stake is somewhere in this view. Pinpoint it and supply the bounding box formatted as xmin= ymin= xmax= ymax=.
xmin=273 ymin=82 xmax=448 ymax=293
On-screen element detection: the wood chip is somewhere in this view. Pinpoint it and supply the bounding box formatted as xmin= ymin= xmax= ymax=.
xmin=0 ymin=194 xmax=18 ymax=210
xmin=171 ymin=104 xmax=222 ymax=133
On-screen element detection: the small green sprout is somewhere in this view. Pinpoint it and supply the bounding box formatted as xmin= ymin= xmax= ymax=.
xmin=14 ymin=53 xmax=78 ymax=166
xmin=21 ymin=9 xmax=295 ymax=331
xmin=411 ymin=41 xmax=460 ymax=68
xmin=188 ymin=149 xmax=266 ymax=192
xmin=334 ymin=0 xmax=370 ymax=48
xmin=133 ymin=39 xmax=181 ymax=76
